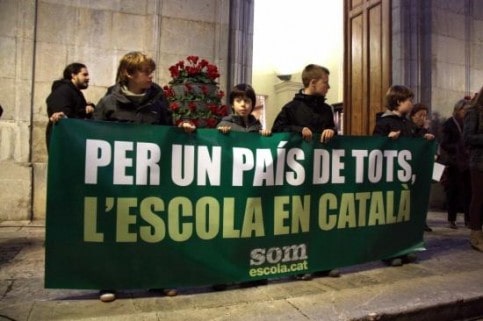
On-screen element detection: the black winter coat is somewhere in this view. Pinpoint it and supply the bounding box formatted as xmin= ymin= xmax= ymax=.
xmin=272 ymin=90 xmax=335 ymax=133
xmin=94 ymin=83 xmax=172 ymax=125
xmin=373 ymin=111 xmax=414 ymax=137
xmin=45 ymin=79 xmax=91 ymax=149
xmin=440 ymin=116 xmax=469 ymax=169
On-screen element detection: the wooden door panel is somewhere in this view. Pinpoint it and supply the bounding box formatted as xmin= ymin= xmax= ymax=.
xmin=350 ymin=13 xmax=364 ymax=134
xmin=344 ymin=0 xmax=391 ymax=136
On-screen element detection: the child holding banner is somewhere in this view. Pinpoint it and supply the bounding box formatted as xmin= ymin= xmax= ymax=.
xmin=217 ymin=83 xmax=271 ymax=136
xmin=373 ymin=85 xmax=433 ymax=266
xmin=271 ymin=64 xmax=340 ymax=281
xmin=214 ymin=84 xmax=270 ymax=291
xmin=94 ymin=51 xmax=195 ymax=302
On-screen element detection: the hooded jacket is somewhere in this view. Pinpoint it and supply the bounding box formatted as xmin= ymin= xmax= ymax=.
xmin=217 ymin=114 xmax=262 ymax=133
xmin=272 ymin=90 xmax=336 ymax=133
xmin=94 ymin=83 xmax=172 ymax=125
xmin=373 ymin=110 xmax=414 ymax=137
xmin=45 ymin=79 xmax=91 ymax=148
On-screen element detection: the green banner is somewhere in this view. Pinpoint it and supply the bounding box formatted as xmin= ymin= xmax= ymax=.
xmin=45 ymin=119 xmax=436 ymax=289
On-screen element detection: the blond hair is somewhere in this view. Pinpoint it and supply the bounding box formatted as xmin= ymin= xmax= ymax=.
xmin=116 ymin=52 xmax=156 ymax=84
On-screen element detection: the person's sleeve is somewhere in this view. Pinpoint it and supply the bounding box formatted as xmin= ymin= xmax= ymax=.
xmin=161 ymin=96 xmax=173 ymax=126
xmin=46 ymin=86 xmax=74 ymax=117
xmin=93 ymin=97 xmax=107 ymax=121
xmin=326 ymin=108 xmax=337 ymax=133
xmin=463 ymin=107 xmax=483 ymax=147
xmin=372 ymin=121 xmax=387 ymax=136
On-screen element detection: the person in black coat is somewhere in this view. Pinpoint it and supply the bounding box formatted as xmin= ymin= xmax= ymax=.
xmin=440 ymin=99 xmax=472 ymax=229
xmin=45 ymin=63 xmax=94 ymax=150
xmin=272 ymin=64 xmax=336 ymax=143
xmin=272 ymin=64 xmax=339 ymax=280
xmin=373 ymin=86 xmax=434 ymax=267
xmin=463 ymin=87 xmax=483 ymax=251
xmin=373 ymin=85 xmax=415 ymax=138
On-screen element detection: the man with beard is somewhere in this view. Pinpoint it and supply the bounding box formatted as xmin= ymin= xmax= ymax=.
xmin=46 ymin=63 xmax=95 ymax=149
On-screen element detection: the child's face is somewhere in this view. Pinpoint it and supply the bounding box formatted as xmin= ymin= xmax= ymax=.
xmin=311 ymin=74 xmax=330 ymax=96
xmin=397 ymin=98 xmax=413 ymax=114
xmin=411 ymin=109 xmax=427 ymax=128
xmin=232 ymin=96 xmax=252 ymax=117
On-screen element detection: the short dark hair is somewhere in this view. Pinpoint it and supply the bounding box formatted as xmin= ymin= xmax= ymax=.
xmin=301 ymin=64 xmax=330 ymax=88
xmin=229 ymin=84 xmax=257 ymax=109
xmin=410 ymin=103 xmax=428 ymax=117
xmin=385 ymin=85 xmax=414 ymax=110
xmin=63 ymin=63 xmax=87 ymax=80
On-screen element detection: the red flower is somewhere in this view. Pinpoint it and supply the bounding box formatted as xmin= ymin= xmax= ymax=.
xmin=170 ymin=102 xmax=180 ymax=111
xmin=187 ymin=55 xmax=199 ymax=65
xmin=208 ymin=103 xmax=218 ymax=114
xmin=199 ymin=59 xmax=209 ymax=68
xmin=188 ymin=102 xmax=197 ymax=112
xmin=201 ymin=85 xmax=209 ymax=95
xmin=185 ymin=83 xmax=193 ymax=92
xmin=163 ymin=86 xmax=175 ymax=98
xmin=217 ymin=90 xmax=225 ymax=99
xmin=206 ymin=65 xmax=220 ymax=79
xmin=190 ymin=118 xmax=199 ymax=127
xmin=169 ymin=65 xmax=179 ymax=78
xmin=217 ymin=105 xmax=228 ymax=116
xmin=206 ymin=118 xmax=218 ymax=128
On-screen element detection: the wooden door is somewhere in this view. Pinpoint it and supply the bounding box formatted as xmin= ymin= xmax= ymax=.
xmin=344 ymin=0 xmax=391 ymax=135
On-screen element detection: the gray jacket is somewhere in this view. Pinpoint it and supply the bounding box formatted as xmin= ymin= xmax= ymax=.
xmin=217 ymin=114 xmax=262 ymax=133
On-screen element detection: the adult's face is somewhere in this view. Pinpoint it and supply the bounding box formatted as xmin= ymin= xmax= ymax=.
xmin=72 ymin=67 xmax=90 ymax=89
xmin=455 ymin=107 xmax=467 ymax=120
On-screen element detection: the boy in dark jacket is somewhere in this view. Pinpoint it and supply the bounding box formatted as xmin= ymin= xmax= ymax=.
xmin=373 ymin=85 xmax=432 ymax=267
xmin=272 ymin=64 xmax=340 ymax=280
xmin=217 ymin=83 xmax=270 ymax=136
xmin=373 ymin=85 xmax=415 ymax=138
xmin=272 ymin=64 xmax=336 ymax=143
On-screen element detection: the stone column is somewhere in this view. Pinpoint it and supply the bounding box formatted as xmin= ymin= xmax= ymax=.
xmin=227 ymin=0 xmax=254 ymax=90
xmin=0 ymin=0 xmax=36 ymax=221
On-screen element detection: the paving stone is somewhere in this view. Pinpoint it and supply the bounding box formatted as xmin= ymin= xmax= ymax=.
xmin=0 ymin=211 xmax=482 ymax=321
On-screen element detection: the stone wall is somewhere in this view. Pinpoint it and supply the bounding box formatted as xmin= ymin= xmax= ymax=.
xmin=0 ymin=0 xmax=230 ymax=221
xmin=0 ymin=0 xmax=36 ymax=221
xmin=431 ymin=0 xmax=483 ymax=117
xmin=392 ymin=0 xmax=483 ymax=117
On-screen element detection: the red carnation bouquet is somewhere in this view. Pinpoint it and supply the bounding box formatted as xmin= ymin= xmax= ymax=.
xmin=164 ymin=56 xmax=228 ymax=128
